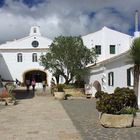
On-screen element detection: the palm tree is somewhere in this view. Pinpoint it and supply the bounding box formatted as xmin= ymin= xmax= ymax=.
xmin=130 ymin=37 xmax=140 ymax=102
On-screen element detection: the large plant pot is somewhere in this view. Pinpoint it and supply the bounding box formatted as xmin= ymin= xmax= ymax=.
xmin=54 ymin=92 xmax=65 ymax=100
xmin=100 ymin=113 xmax=134 ymax=128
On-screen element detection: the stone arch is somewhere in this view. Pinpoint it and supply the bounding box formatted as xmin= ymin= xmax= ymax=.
xmin=22 ymin=69 xmax=47 ymax=85
xmin=93 ymin=80 xmax=101 ymax=92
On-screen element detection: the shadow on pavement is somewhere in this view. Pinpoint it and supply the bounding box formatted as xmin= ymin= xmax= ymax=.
xmin=60 ymin=99 xmax=97 ymax=140
xmin=13 ymin=89 xmax=35 ymax=100
xmin=61 ymin=99 xmax=140 ymax=140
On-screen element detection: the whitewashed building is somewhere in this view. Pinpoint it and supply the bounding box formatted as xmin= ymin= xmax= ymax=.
xmin=82 ymin=26 xmax=132 ymax=63
xmin=83 ymin=27 xmax=133 ymax=95
xmin=0 ymin=26 xmax=53 ymax=87
xmin=83 ymin=11 xmax=140 ymax=107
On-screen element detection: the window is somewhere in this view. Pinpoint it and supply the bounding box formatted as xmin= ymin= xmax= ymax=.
xmin=127 ymin=68 xmax=134 ymax=86
xmin=110 ymin=45 xmax=115 ymax=54
xmin=95 ymin=45 xmax=101 ymax=55
xmin=17 ymin=53 xmax=22 ymax=62
xmin=108 ymin=72 xmax=114 ymax=86
xmin=32 ymin=41 xmax=39 ymax=47
xmin=33 ymin=28 xmax=37 ymax=33
xmin=32 ymin=53 xmax=37 ymax=62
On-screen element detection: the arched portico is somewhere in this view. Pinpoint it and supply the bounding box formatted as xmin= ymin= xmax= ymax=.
xmin=23 ymin=69 xmax=47 ymax=85
xmin=93 ymin=80 xmax=101 ymax=92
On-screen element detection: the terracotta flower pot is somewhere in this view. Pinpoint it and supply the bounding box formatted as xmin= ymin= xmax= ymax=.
xmin=0 ymin=89 xmax=9 ymax=98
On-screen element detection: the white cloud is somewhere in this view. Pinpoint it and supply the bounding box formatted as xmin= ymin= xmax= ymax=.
xmin=0 ymin=0 xmax=139 ymax=43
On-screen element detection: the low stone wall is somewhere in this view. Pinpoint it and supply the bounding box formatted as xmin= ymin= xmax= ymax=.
xmin=64 ymin=88 xmax=85 ymax=97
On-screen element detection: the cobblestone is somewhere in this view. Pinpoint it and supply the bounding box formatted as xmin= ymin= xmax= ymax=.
xmin=61 ymin=99 xmax=140 ymax=140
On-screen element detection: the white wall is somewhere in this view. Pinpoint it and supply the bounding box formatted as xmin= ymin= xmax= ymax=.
xmin=82 ymin=27 xmax=132 ymax=62
xmin=1 ymin=51 xmax=52 ymax=84
xmin=85 ymin=54 xmax=134 ymax=95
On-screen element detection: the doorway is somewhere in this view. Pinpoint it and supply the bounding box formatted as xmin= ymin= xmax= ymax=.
xmin=23 ymin=70 xmax=47 ymax=85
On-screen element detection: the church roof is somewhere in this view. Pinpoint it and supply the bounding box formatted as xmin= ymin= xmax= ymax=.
xmin=87 ymin=50 xmax=132 ymax=69
xmin=0 ymin=26 xmax=52 ymax=50
xmin=82 ymin=26 xmax=132 ymax=38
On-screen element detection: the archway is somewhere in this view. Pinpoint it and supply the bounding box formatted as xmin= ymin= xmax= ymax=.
xmin=23 ymin=70 xmax=47 ymax=85
xmin=93 ymin=81 xmax=101 ymax=92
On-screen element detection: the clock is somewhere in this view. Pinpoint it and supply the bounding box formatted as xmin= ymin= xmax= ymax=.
xmin=32 ymin=41 xmax=39 ymax=47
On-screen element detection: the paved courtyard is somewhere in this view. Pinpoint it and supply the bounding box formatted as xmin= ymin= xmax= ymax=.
xmin=0 ymin=90 xmax=140 ymax=140
xmin=0 ymin=94 xmax=81 ymax=140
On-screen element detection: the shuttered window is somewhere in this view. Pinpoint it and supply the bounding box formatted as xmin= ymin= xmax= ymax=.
xmin=108 ymin=72 xmax=114 ymax=86
xmin=32 ymin=53 xmax=37 ymax=62
xmin=17 ymin=53 xmax=22 ymax=62
xmin=95 ymin=45 xmax=101 ymax=55
xmin=127 ymin=68 xmax=133 ymax=86
xmin=110 ymin=45 xmax=115 ymax=54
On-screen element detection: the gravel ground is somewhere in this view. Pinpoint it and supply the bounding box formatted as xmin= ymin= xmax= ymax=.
xmin=61 ymin=98 xmax=140 ymax=140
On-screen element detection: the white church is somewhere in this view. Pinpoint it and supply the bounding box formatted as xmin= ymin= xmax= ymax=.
xmin=0 ymin=26 xmax=53 ymax=87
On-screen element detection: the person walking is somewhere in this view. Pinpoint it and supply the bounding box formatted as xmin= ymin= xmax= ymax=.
xmin=31 ymin=79 xmax=36 ymax=91
xmin=42 ymin=80 xmax=46 ymax=93
xmin=26 ymin=79 xmax=30 ymax=91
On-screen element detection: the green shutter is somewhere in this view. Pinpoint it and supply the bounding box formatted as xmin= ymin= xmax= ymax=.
xmin=110 ymin=45 xmax=115 ymax=54
xmin=127 ymin=69 xmax=131 ymax=86
xmin=95 ymin=45 xmax=101 ymax=54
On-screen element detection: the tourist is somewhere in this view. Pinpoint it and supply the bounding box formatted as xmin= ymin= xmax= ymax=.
xmin=42 ymin=80 xmax=46 ymax=92
xmin=31 ymin=79 xmax=36 ymax=91
xmin=16 ymin=79 xmax=20 ymax=86
xmin=26 ymin=79 xmax=30 ymax=91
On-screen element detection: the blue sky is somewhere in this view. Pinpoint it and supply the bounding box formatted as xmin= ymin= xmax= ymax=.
xmin=22 ymin=0 xmax=45 ymax=8
xmin=0 ymin=0 xmax=139 ymax=43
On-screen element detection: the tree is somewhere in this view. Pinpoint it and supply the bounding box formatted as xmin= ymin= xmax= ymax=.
xmin=130 ymin=37 xmax=140 ymax=102
xmin=39 ymin=36 xmax=96 ymax=84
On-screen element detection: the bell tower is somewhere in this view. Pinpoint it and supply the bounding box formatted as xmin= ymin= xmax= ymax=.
xmin=29 ymin=26 xmax=41 ymax=36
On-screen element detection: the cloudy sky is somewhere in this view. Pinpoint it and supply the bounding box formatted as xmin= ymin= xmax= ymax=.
xmin=0 ymin=0 xmax=139 ymax=43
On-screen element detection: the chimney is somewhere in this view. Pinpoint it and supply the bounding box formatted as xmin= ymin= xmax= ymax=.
xmin=135 ymin=10 xmax=139 ymax=31
xmin=134 ymin=10 xmax=140 ymax=38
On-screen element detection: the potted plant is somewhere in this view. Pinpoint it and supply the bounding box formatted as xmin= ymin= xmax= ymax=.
xmin=54 ymin=84 xmax=65 ymax=99
xmin=0 ymin=83 xmax=16 ymax=105
xmin=95 ymin=87 xmax=137 ymax=128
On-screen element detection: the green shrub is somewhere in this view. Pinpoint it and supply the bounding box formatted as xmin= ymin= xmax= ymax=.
xmin=74 ymin=80 xmax=85 ymax=88
xmin=96 ymin=87 xmax=137 ymax=114
xmin=119 ymin=107 xmax=137 ymax=115
xmin=64 ymin=84 xmax=76 ymax=89
xmin=114 ymin=87 xmax=135 ymax=95
xmin=56 ymin=84 xmax=65 ymax=92
xmin=95 ymin=91 xmax=108 ymax=99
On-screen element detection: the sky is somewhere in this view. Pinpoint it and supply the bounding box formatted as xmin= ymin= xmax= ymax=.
xmin=0 ymin=0 xmax=140 ymax=43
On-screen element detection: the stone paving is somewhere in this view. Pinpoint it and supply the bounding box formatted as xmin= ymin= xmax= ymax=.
xmin=61 ymin=99 xmax=140 ymax=140
xmin=0 ymin=95 xmax=82 ymax=140
xmin=1 ymin=88 xmax=140 ymax=140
